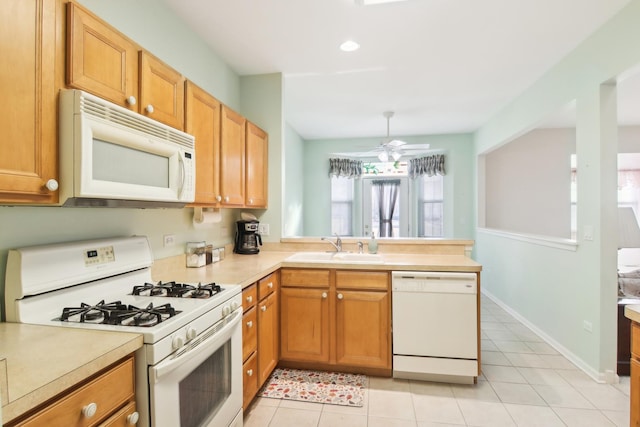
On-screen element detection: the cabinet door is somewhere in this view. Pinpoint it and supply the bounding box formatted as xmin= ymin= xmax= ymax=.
xmin=245 ymin=122 xmax=268 ymax=208
xmin=280 ymin=287 xmax=330 ymax=363
xmin=67 ymin=2 xmax=138 ymax=110
xmin=243 ymin=306 xmax=257 ymax=362
xmin=335 ymin=290 xmax=391 ymax=369
xmin=258 ymin=291 xmax=279 ymax=385
xmin=632 ymin=358 xmax=640 ymax=427
xmin=220 ymin=106 xmax=246 ymax=206
xmin=185 ymin=81 xmax=221 ymax=205
xmin=242 ymin=352 xmax=259 ymax=411
xmin=0 ymin=0 xmax=60 ymax=203
xmin=139 ymin=52 xmax=185 ymax=130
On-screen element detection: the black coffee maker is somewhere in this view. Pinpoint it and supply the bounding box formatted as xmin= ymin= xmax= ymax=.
xmin=234 ymin=220 xmax=262 ymax=254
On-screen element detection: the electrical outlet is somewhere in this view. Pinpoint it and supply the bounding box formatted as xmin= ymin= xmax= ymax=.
xmin=583 ymin=320 xmax=593 ymax=333
xmin=583 ymin=225 xmax=593 ymax=241
xmin=163 ymin=234 xmax=176 ymax=247
xmin=259 ymin=223 xmax=270 ymax=236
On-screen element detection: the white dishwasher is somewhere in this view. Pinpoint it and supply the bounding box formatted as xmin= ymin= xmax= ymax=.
xmin=392 ymin=271 xmax=479 ymax=384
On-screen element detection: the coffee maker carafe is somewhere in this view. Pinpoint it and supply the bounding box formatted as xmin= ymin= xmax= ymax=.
xmin=234 ymin=220 xmax=262 ymax=254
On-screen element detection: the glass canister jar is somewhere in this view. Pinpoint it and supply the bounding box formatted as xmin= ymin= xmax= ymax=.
xmin=186 ymin=241 xmax=206 ymax=267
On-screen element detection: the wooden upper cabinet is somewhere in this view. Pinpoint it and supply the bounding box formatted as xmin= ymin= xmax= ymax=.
xmin=220 ymin=105 xmax=246 ymax=207
xmin=66 ymin=2 xmax=138 ymax=110
xmin=0 ymin=0 xmax=62 ymax=203
xmin=245 ymin=122 xmax=268 ymax=208
xmin=139 ymin=52 xmax=185 ymax=129
xmin=67 ymin=2 xmax=184 ymax=130
xmin=185 ymin=81 xmax=221 ymax=205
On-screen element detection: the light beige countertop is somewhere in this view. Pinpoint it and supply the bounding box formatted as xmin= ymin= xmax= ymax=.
xmin=625 ymin=304 xmax=640 ymax=323
xmin=151 ymin=250 xmax=482 ymax=289
xmin=0 ymin=323 xmax=142 ymax=424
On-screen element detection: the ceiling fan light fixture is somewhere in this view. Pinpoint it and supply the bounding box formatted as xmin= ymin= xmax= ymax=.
xmin=391 ymin=151 xmax=402 ymax=161
xmin=378 ymin=151 xmax=389 ymax=162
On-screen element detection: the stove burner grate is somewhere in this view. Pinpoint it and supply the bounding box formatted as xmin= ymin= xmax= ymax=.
xmin=131 ymin=281 xmax=222 ymax=298
xmin=59 ymin=300 xmax=180 ymax=326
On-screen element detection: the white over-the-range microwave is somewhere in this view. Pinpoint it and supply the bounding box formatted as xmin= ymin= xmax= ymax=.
xmin=58 ymin=89 xmax=195 ymax=208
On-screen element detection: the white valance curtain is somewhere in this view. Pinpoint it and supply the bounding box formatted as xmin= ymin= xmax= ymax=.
xmin=408 ymin=154 xmax=446 ymax=179
xmin=329 ymin=158 xmax=363 ymax=178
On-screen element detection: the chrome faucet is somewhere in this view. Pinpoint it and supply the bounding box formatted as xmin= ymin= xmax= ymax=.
xmin=321 ymin=233 xmax=342 ymax=252
xmin=357 ymin=241 xmax=364 ymax=254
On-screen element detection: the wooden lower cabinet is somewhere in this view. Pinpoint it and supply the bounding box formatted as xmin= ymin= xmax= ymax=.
xmin=280 ymin=268 xmax=391 ymax=374
xmin=241 ymin=272 xmax=280 ymax=410
xmin=8 ymin=356 xmax=136 ymax=427
xmin=280 ymin=286 xmax=330 ymax=362
xmin=632 ymin=322 xmax=640 ymax=427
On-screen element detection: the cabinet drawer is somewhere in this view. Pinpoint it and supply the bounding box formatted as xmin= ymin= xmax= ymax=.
xmin=15 ymin=356 xmax=134 ymax=427
xmin=281 ymin=268 xmax=330 ymax=288
xmin=243 ymin=306 xmax=258 ymax=362
xmin=336 ymin=270 xmax=389 ymax=291
xmin=258 ymin=272 xmax=279 ymax=299
xmin=633 ymin=322 xmax=640 ymax=359
xmin=243 ymin=284 xmax=257 ymax=310
xmin=243 ymin=352 xmax=259 ymax=410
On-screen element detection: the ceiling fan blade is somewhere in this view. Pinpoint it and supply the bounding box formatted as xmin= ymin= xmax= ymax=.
xmin=386 ymin=139 xmax=406 ymax=147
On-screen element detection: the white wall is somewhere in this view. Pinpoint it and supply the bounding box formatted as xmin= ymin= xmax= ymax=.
xmin=475 ymin=0 xmax=640 ymax=380
xmin=484 ymin=128 xmax=575 ymax=238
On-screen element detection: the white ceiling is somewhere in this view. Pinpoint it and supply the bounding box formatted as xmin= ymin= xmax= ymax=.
xmin=164 ymin=0 xmax=631 ymax=140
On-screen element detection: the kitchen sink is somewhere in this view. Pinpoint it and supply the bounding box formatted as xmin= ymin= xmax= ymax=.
xmin=284 ymin=252 xmax=337 ymax=262
xmin=284 ymin=251 xmax=384 ymax=264
xmin=332 ymin=252 xmax=384 ymax=263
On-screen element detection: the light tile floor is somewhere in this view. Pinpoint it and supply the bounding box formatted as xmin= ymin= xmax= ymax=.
xmin=243 ymin=295 xmax=631 ymax=427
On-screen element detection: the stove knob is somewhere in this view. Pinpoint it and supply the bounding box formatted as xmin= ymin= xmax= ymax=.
xmin=186 ymin=327 xmax=197 ymax=340
xmin=231 ymin=301 xmax=239 ymax=311
xmin=222 ymin=305 xmax=231 ymax=317
xmin=172 ymin=335 xmax=185 ymax=350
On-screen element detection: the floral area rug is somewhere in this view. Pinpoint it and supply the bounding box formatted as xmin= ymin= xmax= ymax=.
xmin=258 ymin=368 xmax=368 ymax=407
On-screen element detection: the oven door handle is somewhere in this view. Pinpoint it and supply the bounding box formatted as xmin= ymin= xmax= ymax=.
xmin=150 ymin=309 xmax=241 ymax=382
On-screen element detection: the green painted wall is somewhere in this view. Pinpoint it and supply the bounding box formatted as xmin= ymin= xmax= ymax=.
xmin=474 ymin=0 xmax=640 ymax=380
xmin=301 ymin=133 xmax=475 ymax=238
xmin=283 ymin=124 xmax=306 ymax=236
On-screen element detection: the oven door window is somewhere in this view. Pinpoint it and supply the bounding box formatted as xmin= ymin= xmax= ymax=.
xmin=179 ymin=340 xmax=231 ymax=427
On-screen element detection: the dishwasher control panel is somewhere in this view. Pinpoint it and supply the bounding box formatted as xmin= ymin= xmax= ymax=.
xmin=391 ymin=271 xmax=477 ymax=294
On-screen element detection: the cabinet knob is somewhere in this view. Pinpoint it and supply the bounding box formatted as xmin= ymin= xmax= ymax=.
xmin=126 ymin=411 xmax=140 ymax=425
xmin=249 ymin=198 xmax=254 ymax=204
xmin=261 ymin=305 xmax=267 ymax=312
xmin=267 ymin=282 xmax=273 ymax=289
xmin=246 ymin=320 xmax=253 ymax=328
xmin=321 ymin=292 xmax=328 ymax=299
xmin=224 ymin=196 xmax=230 ymax=203
xmin=145 ymin=104 xmax=154 ymax=114
xmin=126 ymin=95 xmax=137 ymax=106
xmin=82 ymin=402 xmax=98 ymax=418
xmin=337 ymin=293 xmax=344 ymax=300
xmin=216 ymin=195 xmax=222 ymax=202
xmin=45 ymin=179 xmax=58 ymax=191
xmin=247 ymin=369 xmax=253 ymax=377
xmin=246 ymin=295 xmax=253 ymax=304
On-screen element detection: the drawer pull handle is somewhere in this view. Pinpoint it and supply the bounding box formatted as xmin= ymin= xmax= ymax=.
xmin=82 ymin=402 xmax=98 ymax=418
xmin=127 ymin=411 xmax=140 ymax=425
xmin=261 ymin=305 xmax=267 ymax=312
xmin=247 ymin=369 xmax=254 ymax=376
xmin=267 ymin=282 xmax=273 ymax=289
xmin=246 ymin=320 xmax=253 ymax=328
xmin=322 ymin=292 xmax=328 ymax=299
xmin=246 ymin=296 xmax=253 ymax=303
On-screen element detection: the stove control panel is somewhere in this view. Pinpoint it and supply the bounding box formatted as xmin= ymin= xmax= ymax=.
xmin=84 ymin=245 xmax=115 ymax=267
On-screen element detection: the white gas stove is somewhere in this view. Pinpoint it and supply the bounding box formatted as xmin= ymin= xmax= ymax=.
xmin=4 ymin=236 xmax=243 ymax=427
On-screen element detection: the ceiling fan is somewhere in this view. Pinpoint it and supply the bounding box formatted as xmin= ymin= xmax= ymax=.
xmin=332 ymin=111 xmax=431 ymax=161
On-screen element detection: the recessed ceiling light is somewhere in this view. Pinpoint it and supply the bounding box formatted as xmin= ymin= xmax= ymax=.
xmin=340 ymin=40 xmax=360 ymax=52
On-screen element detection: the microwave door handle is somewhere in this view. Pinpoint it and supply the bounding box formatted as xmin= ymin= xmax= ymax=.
xmin=178 ymin=153 xmax=186 ymax=198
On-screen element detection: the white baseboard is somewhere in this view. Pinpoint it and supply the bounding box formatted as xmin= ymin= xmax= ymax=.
xmin=481 ymin=290 xmax=618 ymax=384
